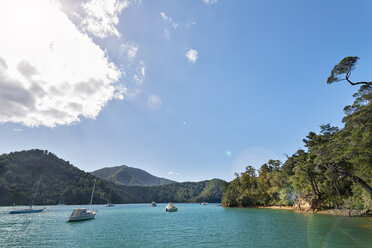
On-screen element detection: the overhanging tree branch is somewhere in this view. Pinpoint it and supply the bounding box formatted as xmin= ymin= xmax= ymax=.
xmin=345 ymin=74 xmax=371 ymax=86
xmin=331 ymin=164 xmax=372 ymax=198
xmin=327 ymin=56 xmax=372 ymax=86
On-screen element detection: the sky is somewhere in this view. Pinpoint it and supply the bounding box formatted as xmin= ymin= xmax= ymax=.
xmin=0 ymin=0 xmax=371 ymax=182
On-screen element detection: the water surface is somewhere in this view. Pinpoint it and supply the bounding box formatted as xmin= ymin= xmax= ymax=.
xmin=1 ymin=203 xmax=371 ymax=247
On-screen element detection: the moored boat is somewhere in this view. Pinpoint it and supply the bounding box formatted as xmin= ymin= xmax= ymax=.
xmin=9 ymin=174 xmax=45 ymax=214
xmin=165 ymin=202 xmax=177 ymax=212
xmin=150 ymin=202 xmax=157 ymax=207
xmin=67 ymin=179 xmax=97 ymax=222
xmin=106 ymin=203 xmax=115 ymax=207
xmin=67 ymin=208 xmax=97 ymax=222
xmin=200 ymin=202 xmax=208 ymax=205
xmin=9 ymin=208 xmax=44 ymax=214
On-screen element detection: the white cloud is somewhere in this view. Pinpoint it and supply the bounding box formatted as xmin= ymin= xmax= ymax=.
xmin=128 ymin=47 xmax=138 ymax=58
xmin=185 ymin=49 xmax=198 ymax=63
xmin=147 ymin=94 xmax=162 ymax=110
xmin=185 ymin=21 xmax=196 ymax=29
xmin=164 ymin=28 xmax=170 ymax=39
xmin=168 ymin=171 xmax=180 ymax=176
xmin=202 ymin=0 xmax=218 ymax=4
xmin=13 ymin=128 xmax=23 ymax=132
xmin=113 ymin=84 xmax=127 ymax=100
xmin=80 ymin=0 xmax=129 ymax=38
xmin=160 ymin=11 xmax=179 ymax=37
xmin=0 ymin=0 xmax=123 ymax=127
xmin=133 ymin=60 xmax=145 ymax=85
xmin=120 ymin=43 xmax=138 ymax=58
xmin=160 ymin=12 xmax=170 ymax=21
xmin=119 ymin=43 xmax=145 ymax=97
xmin=141 ymin=64 xmax=145 ymax=77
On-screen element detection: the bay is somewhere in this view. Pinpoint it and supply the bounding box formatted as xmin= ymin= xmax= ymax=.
xmin=1 ymin=203 xmax=371 ymax=248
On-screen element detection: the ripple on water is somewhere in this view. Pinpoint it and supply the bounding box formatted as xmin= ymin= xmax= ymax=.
xmin=0 ymin=204 xmax=371 ymax=248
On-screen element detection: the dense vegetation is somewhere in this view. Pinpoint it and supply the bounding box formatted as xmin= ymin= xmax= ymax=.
xmin=120 ymin=179 xmax=224 ymax=203
xmin=91 ymin=165 xmax=174 ymax=186
xmin=222 ymin=57 xmax=372 ymax=212
xmin=0 ymin=149 xmax=224 ymax=206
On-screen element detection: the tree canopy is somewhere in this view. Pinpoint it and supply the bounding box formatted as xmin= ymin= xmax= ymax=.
xmin=223 ymin=59 xmax=372 ymax=212
xmin=327 ymin=56 xmax=371 ymax=86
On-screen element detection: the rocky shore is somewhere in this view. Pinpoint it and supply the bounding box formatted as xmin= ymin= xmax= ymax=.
xmin=253 ymin=205 xmax=371 ymax=217
xmin=251 ymin=198 xmax=372 ymax=217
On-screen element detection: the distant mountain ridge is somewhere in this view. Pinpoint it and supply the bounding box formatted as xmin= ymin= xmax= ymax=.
xmin=91 ymin=165 xmax=175 ymax=186
xmin=0 ymin=149 xmax=224 ymax=206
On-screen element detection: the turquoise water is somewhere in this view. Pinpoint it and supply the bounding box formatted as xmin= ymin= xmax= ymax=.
xmin=1 ymin=203 xmax=371 ymax=247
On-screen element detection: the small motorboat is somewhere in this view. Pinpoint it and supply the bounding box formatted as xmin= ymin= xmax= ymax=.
xmin=200 ymin=202 xmax=208 ymax=205
xmin=150 ymin=202 xmax=157 ymax=207
xmin=165 ymin=202 xmax=177 ymax=212
xmin=67 ymin=208 xmax=97 ymax=222
xmin=106 ymin=203 xmax=115 ymax=207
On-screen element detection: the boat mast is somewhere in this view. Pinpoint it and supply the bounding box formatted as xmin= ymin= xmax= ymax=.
xmin=30 ymin=174 xmax=43 ymax=209
xmin=89 ymin=179 xmax=96 ymax=208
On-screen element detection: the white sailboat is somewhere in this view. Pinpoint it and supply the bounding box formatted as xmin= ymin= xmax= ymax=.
xmin=9 ymin=174 xmax=45 ymax=214
xmin=67 ymin=179 xmax=98 ymax=222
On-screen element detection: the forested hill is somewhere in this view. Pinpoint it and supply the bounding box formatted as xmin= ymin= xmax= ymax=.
xmin=0 ymin=149 xmax=224 ymax=206
xmin=91 ymin=165 xmax=174 ymax=186
xmin=0 ymin=149 xmax=128 ymax=206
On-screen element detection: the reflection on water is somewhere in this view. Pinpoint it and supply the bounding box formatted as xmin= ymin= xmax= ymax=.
xmin=1 ymin=204 xmax=371 ymax=248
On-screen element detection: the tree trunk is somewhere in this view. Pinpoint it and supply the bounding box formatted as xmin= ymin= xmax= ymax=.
xmin=335 ymin=166 xmax=372 ymax=198
xmin=333 ymin=180 xmax=340 ymax=196
xmin=307 ymin=170 xmax=320 ymax=199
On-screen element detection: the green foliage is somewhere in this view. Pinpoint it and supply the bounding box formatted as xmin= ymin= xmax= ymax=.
xmin=327 ymin=56 xmax=371 ymax=86
xmin=0 ymin=150 xmax=224 ymax=206
xmin=278 ymin=185 xmax=297 ymax=206
xmin=91 ymin=165 xmax=175 ymax=186
xmin=223 ymin=84 xmax=372 ymax=210
xmin=221 ymin=161 xmax=297 ymax=207
xmin=327 ymin=56 xmax=359 ymax=84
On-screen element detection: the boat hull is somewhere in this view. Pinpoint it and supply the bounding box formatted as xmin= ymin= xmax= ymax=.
xmin=166 ymin=207 xmax=178 ymax=212
xmin=67 ymin=211 xmax=97 ymax=222
xmin=9 ymin=208 xmax=44 ymax=214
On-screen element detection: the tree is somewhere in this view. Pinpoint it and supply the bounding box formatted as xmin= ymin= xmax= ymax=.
xmin=334 ymin=85 xmax=372 ymax=199
xmin=327 ymin=56 xmax=371 ymax=86
xmin=222 ymin=56 xmax=372 ymax=210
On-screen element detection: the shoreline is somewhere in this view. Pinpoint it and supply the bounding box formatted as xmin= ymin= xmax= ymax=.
xmin=256 ymin=206 xmax=293 ymax=210
xmin=224 ymin=205 xmax=372 ymax=218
